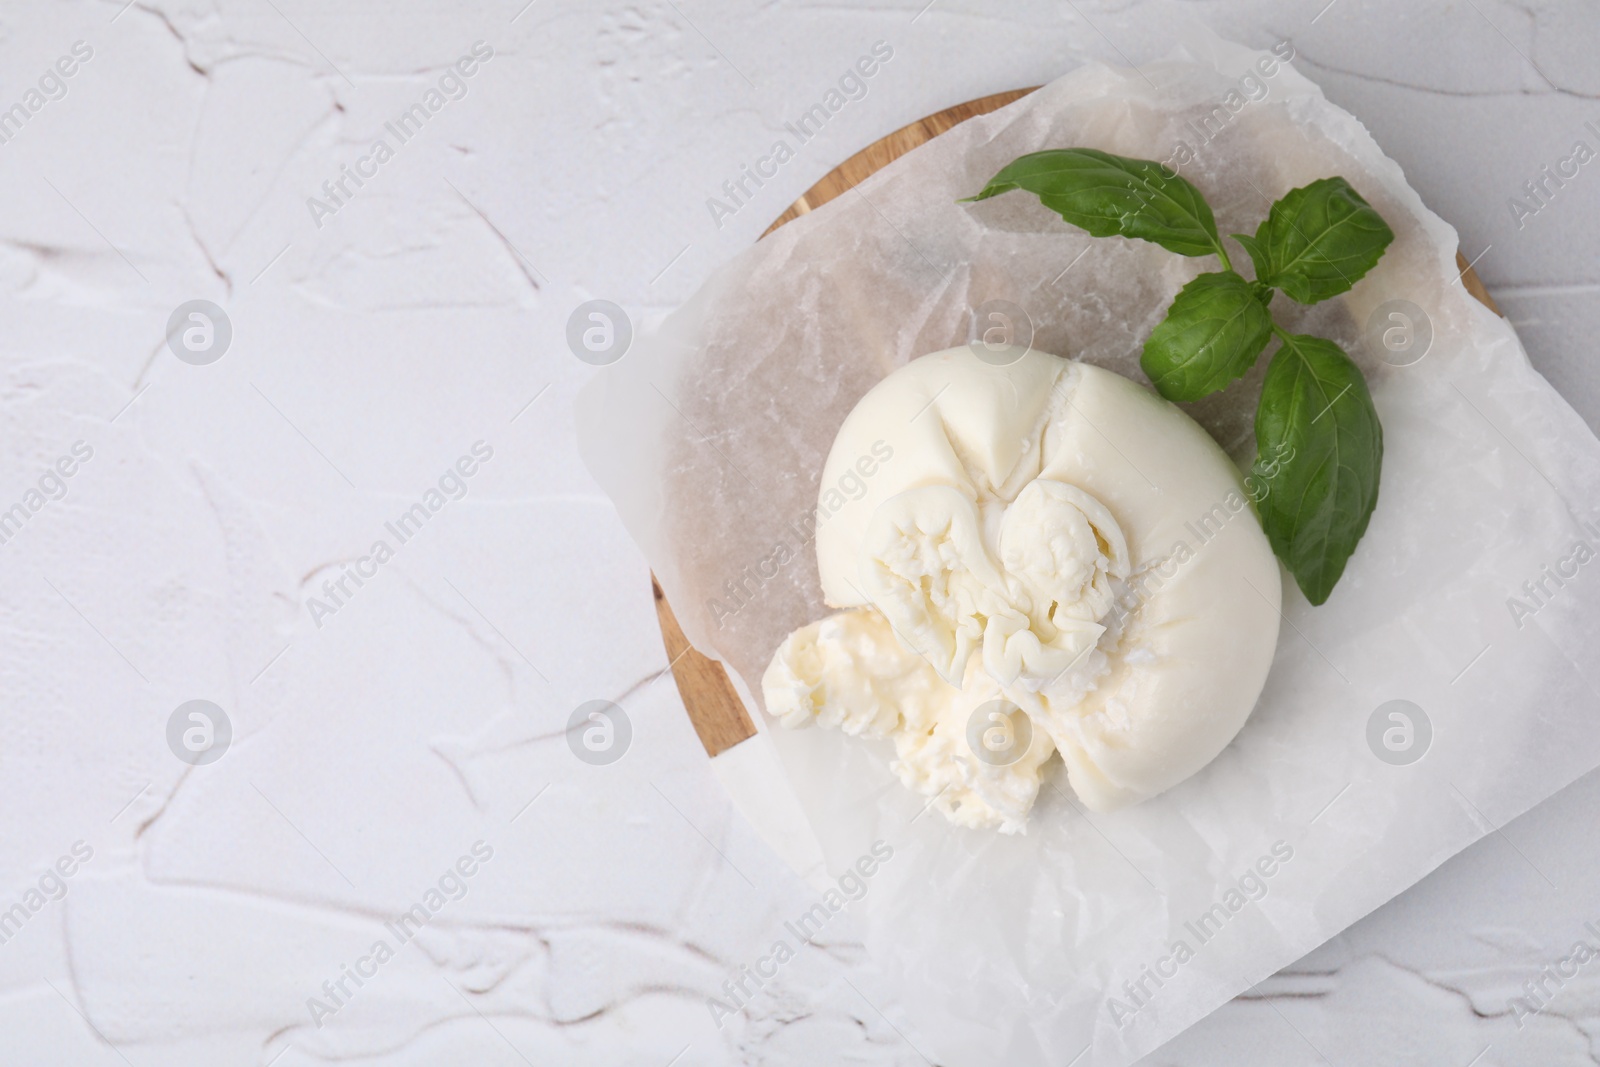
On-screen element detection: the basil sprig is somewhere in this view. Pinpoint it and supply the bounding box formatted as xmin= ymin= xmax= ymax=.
xmin=965 ymin=152 xmax=1395 ymax=605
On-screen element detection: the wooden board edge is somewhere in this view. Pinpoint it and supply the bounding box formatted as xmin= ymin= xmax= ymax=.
xmin=760 ymin=88 xmax=1037 ymax=237
xmin=653 ymin=574 xmax=756 ymax=758
xmin=1457 ymin=251 xmax=1501 ymax=316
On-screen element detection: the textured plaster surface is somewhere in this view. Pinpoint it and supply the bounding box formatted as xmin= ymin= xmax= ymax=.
xmin=0 ymin=0 xmax=1596 ymax=1064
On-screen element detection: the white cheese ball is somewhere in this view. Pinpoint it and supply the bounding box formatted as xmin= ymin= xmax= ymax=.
xmin=772 ymin=345 xmax=1281 ymax=817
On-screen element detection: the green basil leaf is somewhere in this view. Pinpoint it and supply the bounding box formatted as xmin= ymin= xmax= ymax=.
xmin=1252 ymin=332 xmax=1383 ymax=605
xmin=1230 ymin=231 xmax=1272 ymax=281
xmin=964 ymin=148 xmax=1224 ymax=259
xmin=1245 ymin=177 xmax=1394 ymax=304
xmin=1141 ymin=271 xmax=1273 ymax=401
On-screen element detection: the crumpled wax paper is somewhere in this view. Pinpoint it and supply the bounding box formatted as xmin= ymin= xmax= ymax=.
xmin=577 ymin=31 xmax=1600 ymax=1066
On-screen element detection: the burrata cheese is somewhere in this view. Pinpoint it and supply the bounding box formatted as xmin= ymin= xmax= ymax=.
xmin=763 ymin=345 xmax=1281 ymax=829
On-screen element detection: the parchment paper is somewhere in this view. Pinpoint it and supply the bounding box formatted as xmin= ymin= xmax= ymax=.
xmin=577 ymin=31 xmax=1600 ymax=1066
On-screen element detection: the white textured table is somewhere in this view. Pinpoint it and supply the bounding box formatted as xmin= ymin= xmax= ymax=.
xmin=0 ymin=1 xmax=1594 ymax=1064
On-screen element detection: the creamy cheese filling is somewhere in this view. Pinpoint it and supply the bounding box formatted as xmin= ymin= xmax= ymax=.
xmin=763 ymin=345 xmax=1282 ymax=831
xmin=762 ymin=608 xmax=1056 ymax=834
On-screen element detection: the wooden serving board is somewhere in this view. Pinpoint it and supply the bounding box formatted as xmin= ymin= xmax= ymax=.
xmin=654 ymin=88 xmax=1501 ymax=760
